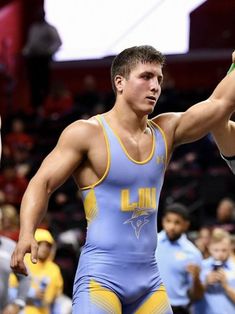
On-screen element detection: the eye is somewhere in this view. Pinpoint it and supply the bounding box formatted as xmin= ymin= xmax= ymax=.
xmin=140 ymin=72 xmax=153 ymax=80
xmin=158 ymin=76 xmax=163 ymax=85
xmin=141 ymin=74 xmax=151 ymax=80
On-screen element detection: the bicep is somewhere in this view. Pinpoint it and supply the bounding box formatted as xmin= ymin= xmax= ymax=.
xmin=174 ymin=99 xmax=229 ymax=146
xmin=31 ymin=127 xmax=86 ymax=194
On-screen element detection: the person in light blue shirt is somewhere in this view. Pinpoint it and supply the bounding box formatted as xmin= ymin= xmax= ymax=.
xmin=156 ymin=203 xmax=203 ymax=314
xmin=193 ymin=228 xmax=235 ymax=314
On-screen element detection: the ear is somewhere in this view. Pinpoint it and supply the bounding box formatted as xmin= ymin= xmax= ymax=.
xmin=114 ymin=75 xmax=124 ymax=93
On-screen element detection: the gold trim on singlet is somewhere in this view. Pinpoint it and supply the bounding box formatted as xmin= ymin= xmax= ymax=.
xmin=79 ymin=116 xmax=111 ymax=191
xmin=149 ymin=120 xmax=168 ymax=170
xmin=103 ymin=116 xmax=155 ymax=164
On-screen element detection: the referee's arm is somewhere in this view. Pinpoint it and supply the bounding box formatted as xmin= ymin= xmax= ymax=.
xmin=211 ymin=51 xmax=235 ymax=173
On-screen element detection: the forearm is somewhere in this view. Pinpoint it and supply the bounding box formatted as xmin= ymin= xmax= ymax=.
xmin=212 ymin=122 xmax=235 ymax=157
xmin=19 ymin=177 xmax=51 ymax=237
xmin=223 ymin=284 xmax=235 ymax=302
xmin=211 ymin=59 xmax=235 ymax=156
xmin=189 ymin=276 xmax=204 ymax=301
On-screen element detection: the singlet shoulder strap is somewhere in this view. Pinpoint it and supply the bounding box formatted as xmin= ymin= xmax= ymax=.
xmin=148 ymin=119 xmax=168 ymax=168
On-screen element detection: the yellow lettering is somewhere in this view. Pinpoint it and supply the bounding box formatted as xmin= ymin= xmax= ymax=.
xmin=121 ymin=189 xmax=138 ymax=211
xmin=121 ymin=188 xmax=156 ymax=211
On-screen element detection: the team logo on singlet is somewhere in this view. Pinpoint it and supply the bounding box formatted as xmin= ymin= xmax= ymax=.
xmin=121 ymin=188 xmax=156 ymax=239
xmin=124 ymin=208 xmax=154 ymax=239
xmin=156 ymin=155 xmax=165 ymax=164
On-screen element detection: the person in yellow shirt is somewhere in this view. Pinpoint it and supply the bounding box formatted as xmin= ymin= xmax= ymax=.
xmin=10 ymin=229 xmax=63 ymax=314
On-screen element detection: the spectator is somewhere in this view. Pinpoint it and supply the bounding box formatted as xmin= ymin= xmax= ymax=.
xmin=0 ymin=161 xmax=28 ymax=207
xmin=41 ymin=81 xmax=73 ymax=121
xmin=211 ymin=197 xmax=235 ymax=234
xmin=74 ymin=75 xmax=102 ymax=117
xmin=0 ymin=206 xmax=30 ymax=313
xmin=4 ymin=118 xmax=34 ymax=158
xmin=156 ymin=203 xmax=203 ymax=314
xmin=0 ymin=203 xmax=19 ymax=241
xmin=193 ymin=228 xmax=235 ymax=314
xmin=23 ymin=8 xmax=62 ymax=110
xmin=194 ymin=227 xmax=211 ymax=259
xmin=9 ymin=228 xmax=64 ymax=314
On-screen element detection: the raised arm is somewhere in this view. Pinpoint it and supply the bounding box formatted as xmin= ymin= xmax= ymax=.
xmin=154 ymin=52 xmax=235 ymax=150
xmin=11 ymin=120 xmax=89 ymax=275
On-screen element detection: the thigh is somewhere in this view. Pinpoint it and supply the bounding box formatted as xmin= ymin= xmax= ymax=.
xmin=73 ymin=279 xmax=122 ymax=314
xmin=124 ymin=285 xmax=173 ymax=314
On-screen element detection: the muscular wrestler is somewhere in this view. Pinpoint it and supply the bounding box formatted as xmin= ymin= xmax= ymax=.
xmin=11 ymin=46 xmax=235 ymax=313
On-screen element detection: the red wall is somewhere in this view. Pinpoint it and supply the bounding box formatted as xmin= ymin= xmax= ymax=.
xmin=0 ymin=0 xmax=24 ymax=117
xmin=190 ymin=0 xmax=235 ymax=50
xmin=0 ymin=0 xmax=23 ymax=75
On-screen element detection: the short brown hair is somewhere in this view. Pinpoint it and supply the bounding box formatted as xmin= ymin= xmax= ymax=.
xmin=210 ymin=228 xmax=231 ymax=244
xmin=111 ymin=45 xmax=165 ymax=94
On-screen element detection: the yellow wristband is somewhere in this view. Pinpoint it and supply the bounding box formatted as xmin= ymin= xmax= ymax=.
xmin=227 ymin=63 xmax=235 ymax=74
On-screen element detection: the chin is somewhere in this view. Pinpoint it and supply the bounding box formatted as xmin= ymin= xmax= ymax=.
xmin=138 ymin=107 xmax=154 ymax=116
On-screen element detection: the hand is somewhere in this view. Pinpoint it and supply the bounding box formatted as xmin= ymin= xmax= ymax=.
xmin=232 ymin=50 xmax=235 ymax=63
xmin=186 ymin=263 xmax=200 ymax=279
xmin=11 ymin=234 xmax=38 ymax=275
xmin=2 ymin=304 xmax=21 ymax=314
xmin=216 ymin=269 xmax=227 ymax=287
xmin=35 ymin=288 xmax=46 ymax=300
xmin=205 ymin=270 xmax=220 ymax=285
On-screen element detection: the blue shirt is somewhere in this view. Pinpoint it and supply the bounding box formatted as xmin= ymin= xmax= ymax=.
xmin=193 ymin=257 xmax=235 ymax=314
xmin=156 ymin=230 xmax=202 ymax=306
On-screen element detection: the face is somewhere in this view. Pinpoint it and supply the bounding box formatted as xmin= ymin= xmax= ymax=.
xmin=115 ymin=62 xmax=163 ymax=115
xmin=198 ymin=227 xmax=211 ymax=246
xmin=217 ymin=200 xmax=233 ymax=222
xmin=209 ymin=238 xmax=231 ymax=262
xmin=162 ymin=212 xmax=189 ymax=241
xmin=37 ymin=241 xmax=52 ymax=261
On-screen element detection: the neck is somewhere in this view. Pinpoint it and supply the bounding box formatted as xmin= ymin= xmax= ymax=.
xmin=106 ymin=103 xmax=149 ymax=134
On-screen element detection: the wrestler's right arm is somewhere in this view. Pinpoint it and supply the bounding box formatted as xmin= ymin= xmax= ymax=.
xmin=11 ymin=120 xmax=91 ymax=275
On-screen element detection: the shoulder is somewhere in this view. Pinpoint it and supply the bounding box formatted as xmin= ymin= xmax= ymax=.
xmin=151 ymin=112 xmax=183 ymax=150
xmin=186 ymin=239 xmax=202 ymax=258
xmin=63 ymin=116 xmax=100 ymax=133
xmin=58 ymin=116 xmax=101 ymax=146
xmin=151 ymin=112 xmax=182 ymax=129
xmin=151 ymin=112 xmax=182 ymax=137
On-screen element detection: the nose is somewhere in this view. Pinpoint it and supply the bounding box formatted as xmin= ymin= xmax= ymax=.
xmin=150 ymin=79 xmax=160 ymax=94
xmin=167 ymin=222 xmax=175 ymax=232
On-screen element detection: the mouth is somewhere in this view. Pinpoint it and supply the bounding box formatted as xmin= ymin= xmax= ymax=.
xmin=146 ymin=96 xmax=156 ymax=103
